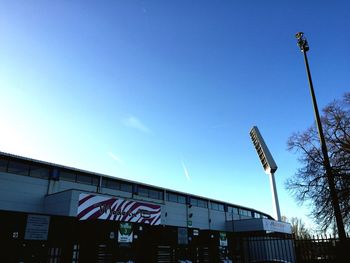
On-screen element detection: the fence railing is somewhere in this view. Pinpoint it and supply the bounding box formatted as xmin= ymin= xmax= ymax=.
xmin=294 ymin=234 xmax=349 ymax=263
xmin=240 ymin=234 xmax=350 ymax=263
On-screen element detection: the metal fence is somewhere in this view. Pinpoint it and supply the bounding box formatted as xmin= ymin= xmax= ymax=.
xmin=240 ymin=236 xmax=296 ymax=263
xmin=240 ymin=234 xmax=350 ymax=263
xmin=294 ymin=234 xmax=349 ymax=263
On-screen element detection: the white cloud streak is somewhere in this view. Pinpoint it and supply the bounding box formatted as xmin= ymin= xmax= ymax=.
xmin=181 ymin=161 xmax=191 ymax=181
xmin=107 ymin=152 xmax=123 ymax=164
xmin=122 ymin=116 xmax=152 ymax=134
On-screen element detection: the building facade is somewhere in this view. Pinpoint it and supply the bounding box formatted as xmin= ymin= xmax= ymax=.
xmin=0 ymin=152 xmax=293 ymax=262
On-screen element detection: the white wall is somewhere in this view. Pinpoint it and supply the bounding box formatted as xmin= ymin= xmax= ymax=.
xmin=0 ymin=170 xmax=259 ymax=232
xmin=190 ymin=206 xmax=210 ymax=229
xmin=162 ymin=201 xmax=187 ymax=227
xmin=209 ymin=210 xmax=226 ymax=231
xmin=44 ymin=190 xmax=73 ymax=216
xmin=0 ymin=172 xmax=48 ymax=213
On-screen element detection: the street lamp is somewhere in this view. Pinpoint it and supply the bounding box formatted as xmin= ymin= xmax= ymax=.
xmin=295 ymin=32 xmax=346 ymax=242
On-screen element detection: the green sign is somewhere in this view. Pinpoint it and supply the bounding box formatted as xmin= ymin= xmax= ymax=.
xmin=118 ymin=223 xmax=133 ymax=243
xmin=219 ymin=232 xmax=228 ymax=247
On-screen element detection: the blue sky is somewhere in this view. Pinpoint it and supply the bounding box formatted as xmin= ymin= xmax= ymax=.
xmin=1 ymin=0 xmax=349 ymax=229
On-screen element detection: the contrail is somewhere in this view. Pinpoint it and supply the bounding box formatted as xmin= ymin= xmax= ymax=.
xmin=107 ymin=152 xmax=123 ymax=164
xmin=181 ymin=161 xmax=191 ymax=181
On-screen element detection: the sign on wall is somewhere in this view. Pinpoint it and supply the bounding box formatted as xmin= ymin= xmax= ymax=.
xmin=262 ymin=219 xmax=292 ymax=234
xmin=77 ymin=193 xmax=161 ymax=225
xmin=24 ymin=214 xmax=50 ymax=240
xmin=219 ymin=232 xmax=228 ymax=247
xmin=178 ymin=227 xmax=188 ymax=245
xmin=118 ymin=222 xmax=133 ymax=243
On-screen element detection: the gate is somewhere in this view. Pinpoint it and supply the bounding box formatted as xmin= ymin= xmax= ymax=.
xmin=156 ymin=245 xmax=176 ymax=262
xmin=197 ymin=246 xmax=210 ymax=262
xmin=240 ymin=236 xmax=296 ymax=263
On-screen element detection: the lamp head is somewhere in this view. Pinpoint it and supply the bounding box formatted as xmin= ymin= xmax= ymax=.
xmin=295 ymin=32 xmax=309 ymax=52
xmin=295 ymin=32 xmax=304 ymax=40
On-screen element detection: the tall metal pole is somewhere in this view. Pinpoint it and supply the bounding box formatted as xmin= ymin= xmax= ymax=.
xmin=269 ymin=172 xmax=281 ymax=221
xmin=295 ymin=32 xmax=346 ymax=242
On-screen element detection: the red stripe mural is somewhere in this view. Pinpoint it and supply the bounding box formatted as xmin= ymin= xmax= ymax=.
xmin=77 ymin=193 xmax=162 ymax=225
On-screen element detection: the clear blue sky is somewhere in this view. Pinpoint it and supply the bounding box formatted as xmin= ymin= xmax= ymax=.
xmin=1 ymin=0 xmax=349 ymax=229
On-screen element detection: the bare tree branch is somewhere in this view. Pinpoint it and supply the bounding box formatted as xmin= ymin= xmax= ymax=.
xmin=286 ymin=92 xmax=350 ymax=232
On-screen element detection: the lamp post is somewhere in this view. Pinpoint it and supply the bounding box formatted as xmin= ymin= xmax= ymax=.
xmin=295 ymin=32 xmax=346 ymax=242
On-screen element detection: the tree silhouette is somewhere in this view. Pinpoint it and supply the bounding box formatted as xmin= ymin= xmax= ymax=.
xmin=286 ymin=93 xmax=350 ymax=232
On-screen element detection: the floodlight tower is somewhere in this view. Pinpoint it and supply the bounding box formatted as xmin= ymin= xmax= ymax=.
xmin=295 ymin=32 xmax=346 ymax=242
xmin=250 ymin=126 xmax=281 ymax=221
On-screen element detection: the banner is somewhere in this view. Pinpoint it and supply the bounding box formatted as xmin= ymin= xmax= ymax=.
xmin=219 ymin=232 xmax=228 ymax=247
xmin=77 ymin=193 xmax=161 ymax=225
xmin=118 ymin=222 xmax=133 ymax=243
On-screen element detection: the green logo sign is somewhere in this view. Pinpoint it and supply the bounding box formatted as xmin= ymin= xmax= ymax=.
xmin=118 ymin=223 xmax=133 ymax=243
xmin=219 ymin=232 xmax=228 ymax=247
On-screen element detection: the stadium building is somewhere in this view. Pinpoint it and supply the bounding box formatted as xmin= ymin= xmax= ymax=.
xmin=0 ymin=151 xmax=293 ymax=262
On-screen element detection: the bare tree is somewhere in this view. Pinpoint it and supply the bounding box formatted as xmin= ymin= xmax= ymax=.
xmin=282 ymin=215 xmax=312 ymax=238
xmin=292 ymin=217 xmax=312 ymax=238
xmin=286 ymin=93 xmax=350 ymax=232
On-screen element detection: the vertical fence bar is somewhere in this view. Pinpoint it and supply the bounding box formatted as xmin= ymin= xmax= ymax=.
xmin=272 ymin=237 xmax=277 ymax=260
xmin=278 ymin=238 xmax=283 ymax=261
xmin=256 ymin=237 xmax=260 ymax=261
xmin=282 ymin=237 xmax=287 ymax=261
xmin=273 ymin=237 xmax=278 ymax=260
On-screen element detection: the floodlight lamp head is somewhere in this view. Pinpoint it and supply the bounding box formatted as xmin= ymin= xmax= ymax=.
xmin=295 ymin=32 xmax=309 ymax=52
xmin=295 ymin=32 xmax=304 ymax=39
xmin=249 ymin=126 xmax=278 ymax=174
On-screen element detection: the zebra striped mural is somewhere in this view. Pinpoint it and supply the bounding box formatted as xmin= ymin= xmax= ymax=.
xmin=77 ymin=193 xmax=161 ymax=225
